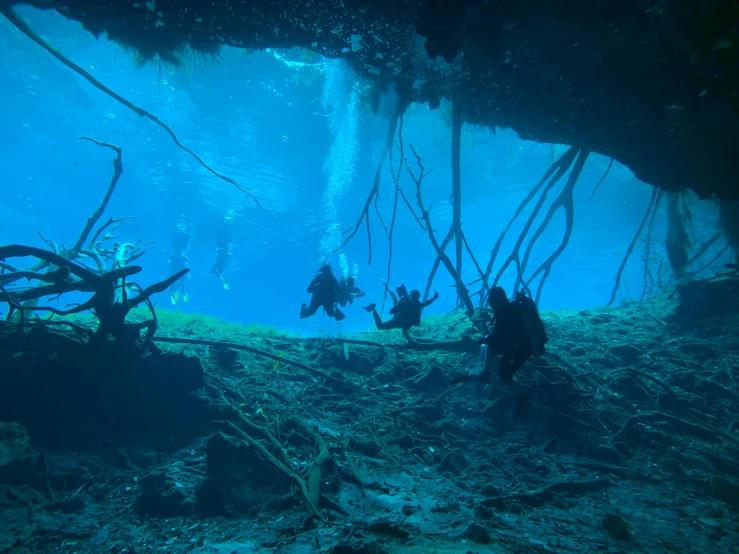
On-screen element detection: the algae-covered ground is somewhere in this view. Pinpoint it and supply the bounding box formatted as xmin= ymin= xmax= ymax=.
xmin=0 ymin=279 xmax=738 ymax=554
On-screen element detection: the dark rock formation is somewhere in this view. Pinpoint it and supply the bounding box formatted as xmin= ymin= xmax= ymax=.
xmin=4 ymin=0 xmax=739 ymax=200
xmin=0 ymin=324 xmax=210 ymax=448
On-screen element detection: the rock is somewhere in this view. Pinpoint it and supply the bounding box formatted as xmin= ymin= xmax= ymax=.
xmin=589 ymin=314 xmax=617 ymax=325
xmin=46 ymin=454 xmax=94 ymax=491
xmin=602 ymin=513 xmax=629 ymax=540
xmin=0 ymin=423 xmax=42 ymax=488
xmin=584 ymin=444 xmax=622 ymax=464
xmin=131 ymin=452 xmax=156 ymax=468
xmin=674 ymin=279 xmax=739 ymax=323
xmin=328 ymin=540 xmax=383 ymax=554
xmin=413 ymin=401 xmax=444 ymax=421
xmin=591 ymin=356 xmax=618 ymax=369
xmin=480 ymin=484 xmax=501 ymax=497
xmin=615 ymin=375 xmax=654 ymax=400
xmin=355 ymin=356 xmax=375 ymax=375
xmin=401 ymin=504 xmax=416 ymax=517
xmin=711 ymin=476 xmax=739 ymax=507
xmin=660 ymin=459 xmax=688 ymax=482
xmin=409 ymin=365 xmax=447 ymax=392
xmin=697 ymin=517 xmax=722 ymax=529
xmin=366 ymin=520 xmax=411 ymax=540
xmin=438 ymin=449 xmax=469 ymax=475
xmin=204 ymin=432 xmax=290 ymax=515
xmin=388 ymin=435 xmax=414 ymax=450
xmin=349 ymin=439 xmax=383 ymax=458
xmin=136 ymin=472 xmax=194 ymax=517
xmin=678 ymin=342 xmax=716 ymax=359
xmin=542 ymin=436 xmax=559 ymax=453
xmin=508 ymin=502 xmax=524 ymax=515
xmin=213 ymin=347 xmax=239 ymax=369
xmin=473 ymin=504 xmax=495 ymax=520
xmin=196 ymin=477 xmax=224 ymax=517
xmin=464 ymin=522 xmax=491 ymax=544
xmin=612 ymin=442 xmax=632 ymax=457
xmin=48 ymin=497 xmax=86 ymax=513
xmin=608 ymin=344 xmax=642 ymax=364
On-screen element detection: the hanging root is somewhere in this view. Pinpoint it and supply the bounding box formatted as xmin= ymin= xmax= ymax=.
xmin=489 ymin=146 xmax=580 ymax=298
xmin=686 ymin=231 xmax=722 ymax=271
xmin=522 ymin=149 xmax=590 ymax=304
xmin=382 ymin=113 xmax=405 ymax=314
xmin=608 ymin=186 xmax=661 ymax=306
xmin=337 ymin=112 xmax=399 ymax=264
xmin=401 ymin=145 xmax=476 ymax=317
xmin=451 ymin=100 xmax=463 ymax=306
xmin=641 ymin=190 xmax=665 ymax=300
xmin=423 ymin=227 xmax=456 ymax=301
xmin=586 ymin=157 xmax=614 ymax=202
xmin=694 ymin=245 xmax=731 ymax=277
xmin=0 ymin=7 xmax=264 ymax=209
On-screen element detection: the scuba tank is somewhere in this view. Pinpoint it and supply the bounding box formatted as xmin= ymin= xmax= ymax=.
xmin=514 ymin=290 xmax=549 ymax=356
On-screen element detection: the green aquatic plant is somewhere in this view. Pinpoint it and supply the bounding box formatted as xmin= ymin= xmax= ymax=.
xmin=132 ymin=307 xmax=294 ymax=338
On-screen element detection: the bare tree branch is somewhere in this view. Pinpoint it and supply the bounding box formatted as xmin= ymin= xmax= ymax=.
xmin=1 ymin=6 xmax=264 ymax=209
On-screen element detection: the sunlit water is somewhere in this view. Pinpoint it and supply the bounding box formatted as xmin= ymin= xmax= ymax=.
xmin=0 ymin=7 xmax=729 ymax=336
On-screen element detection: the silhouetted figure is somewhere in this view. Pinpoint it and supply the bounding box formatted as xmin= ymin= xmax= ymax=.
xmin=479 ymin=287 xmax=548 ymax=385
xmin=300 ymin=265 xmax=346 ymax=321
xmin=364 ymin=285 xmax=439 ymax=340
xmin=210 ymin=214 xmax=233 ymax=290
xmin=336 ymin=275 xmax=365 ymax=307
xmin=167 ymin=220 xmax=192 ymax=305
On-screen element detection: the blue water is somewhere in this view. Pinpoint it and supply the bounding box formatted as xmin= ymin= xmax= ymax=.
xmin=0 ymin=7 xmax=728 ymax=336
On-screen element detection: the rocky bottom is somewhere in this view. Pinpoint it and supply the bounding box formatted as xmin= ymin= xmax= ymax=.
xmin=0 ymin=279 xmax=738 ymax=554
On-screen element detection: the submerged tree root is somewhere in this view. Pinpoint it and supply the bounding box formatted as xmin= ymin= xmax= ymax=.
xmin=222 ymin=420 xmax=327 ymax=519
xmin=609 ymin=186 xmax=661 ymax=306
xmin=481 ymin=479 xmax=613 ymax=509
xmin=215 ymin=386 xmax=345 ymax=519
xmin=152 ymin=336 xmax=349 ymax=389
xmin=618 ymin=411 xmax=739 ymax=444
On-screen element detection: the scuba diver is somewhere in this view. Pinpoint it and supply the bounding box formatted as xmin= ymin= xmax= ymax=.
xmin=300 ymin=264 xmax=346 ymax=321
xmin=478 ymin=286 xmax=548 ymax=385
xmin=364 ymin=284 xmax=439 ymax=339
xmin=210 ymin=211 xmax=234 ymax=290
xmin=336 ymin=275 xmax=366 ymax=308
xmin=167 ymin=219 xmax=192 ymax=305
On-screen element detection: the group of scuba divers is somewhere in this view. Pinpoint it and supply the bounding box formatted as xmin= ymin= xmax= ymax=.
xmin=167 ymin=218 xmax=548 ymax=389
xmin=299 ymin=263 xmax=549 ymax=387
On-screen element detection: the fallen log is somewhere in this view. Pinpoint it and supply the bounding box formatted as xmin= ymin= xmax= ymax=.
xmin=481 ymin=478 xmax=613 ymax=510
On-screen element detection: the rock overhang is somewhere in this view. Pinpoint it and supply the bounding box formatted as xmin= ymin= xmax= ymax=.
xmin=3 ymin=0 xmax=738 ymax=199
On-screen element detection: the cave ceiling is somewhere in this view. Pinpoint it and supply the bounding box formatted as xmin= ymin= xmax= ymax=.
xmin=4 ymin=0 xmax=738 ymax=200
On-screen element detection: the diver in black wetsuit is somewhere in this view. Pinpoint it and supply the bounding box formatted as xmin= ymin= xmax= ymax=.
xmin=364 ymin=285 xmax=439 ymax=339
xmin=300 ymin=265 xmax=346 ymax=321
xmin=479 ymin=286 xmax=548 ymax=385
xmin=336 ymin=275 xmax=365 ymax=308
